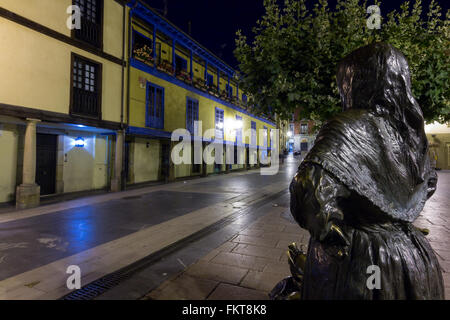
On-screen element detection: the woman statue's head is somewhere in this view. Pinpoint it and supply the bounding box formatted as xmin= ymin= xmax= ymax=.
xmin=336 ymin=42 xmax=424 ymax=131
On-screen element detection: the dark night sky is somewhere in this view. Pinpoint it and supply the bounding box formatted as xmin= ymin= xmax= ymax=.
xmin=144 ymin=0 xmax=449 ymax=69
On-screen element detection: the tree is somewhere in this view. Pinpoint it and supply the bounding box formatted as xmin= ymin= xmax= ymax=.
xmin=234 ymin=0 xmax=449 ymax=123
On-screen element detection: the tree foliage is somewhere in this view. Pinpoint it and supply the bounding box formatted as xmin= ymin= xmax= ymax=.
xmin=234 ymin=0 xmax=449 ymax=123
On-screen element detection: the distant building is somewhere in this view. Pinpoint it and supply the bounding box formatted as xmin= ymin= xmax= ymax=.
xmin=425 ymin=122 xmax=450 ymax=170
xmin=125 ymin=0 xmax=276 ymax=184
xmin=288 ymin=109 xmax=318 ymax=153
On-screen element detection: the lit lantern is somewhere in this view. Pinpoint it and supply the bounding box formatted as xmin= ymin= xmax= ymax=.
xmin=74 ymin=137 xmax=85 ymax=147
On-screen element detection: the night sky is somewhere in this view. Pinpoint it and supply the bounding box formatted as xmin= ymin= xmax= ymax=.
xmin=144 ymin=0 xmax=449 ymax=69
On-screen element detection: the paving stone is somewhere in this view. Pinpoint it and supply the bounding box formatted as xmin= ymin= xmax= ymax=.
xmin=185 ymin=261 xmax=248 ymax=285
xmin=231 ymin=235 xmax=279 ymax=248
xmin=283 ymin=225 xmax=303 ymax=234
xmin=232 ymin=243 xmax=285 ymax=260
xmin=210 ymin=251 xmax=272 ymax=271
xmin=238 ymin=228 xmax=265 ymax=237
xmin=146 ymin=274 xmax=218 ymax=300
xmin=276 ymin=238 xmax=308 ymax=250
xmin=207 ymin=283 xmax=268 ymax=300
xmin=263 ymin=261 xmax=291 ymax=276
xmin=240 ymin=270 xmax=287 ymax=293
xmin=216 ymin=241 xmax=238 ymax=252
xmin=434 ymin=248 xmax=450 ymax=261
xmin=248 ymin=223 xmax=286 ymax=232
xmin=257 ymin=218 xmax=294 ymax=226
xmin=260 ymin=231 xmax=304 ymax=243
xmin=199 ymin=249 xmax=221 ymax=262
xmin=438 ymin=259 xmax=450 ymax=273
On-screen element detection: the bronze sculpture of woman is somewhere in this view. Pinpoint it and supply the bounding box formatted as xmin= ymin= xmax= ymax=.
xmin=288 ymin=42 xmax=445 ymax=299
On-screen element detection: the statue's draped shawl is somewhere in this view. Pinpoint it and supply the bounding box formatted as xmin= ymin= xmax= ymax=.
xmin=304 ymin=109 xmax=432 ymax=222
xmin=303 ymin=43 xmax=433 ymax=222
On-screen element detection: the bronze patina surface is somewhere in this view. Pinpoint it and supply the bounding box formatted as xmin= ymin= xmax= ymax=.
xmin=282 ymin=42 xmax=445 ymax=300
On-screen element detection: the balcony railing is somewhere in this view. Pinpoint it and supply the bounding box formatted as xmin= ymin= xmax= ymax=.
xmin=72 ymin=87 xmax=100 ymax=118
xmin=131 ymin=56 xmax=274 ymax=121
xmin=175 ymin=69 xmax=192 ymax=84
xmin=74 ymin=17 xmax=101 ymax=48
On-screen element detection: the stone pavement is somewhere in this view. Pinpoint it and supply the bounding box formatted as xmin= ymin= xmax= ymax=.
xmin=414 ymin=170 xmax=450 ymax=299
xmin=145 ymin=171 xmax=450 ymax=300
xmin=144 ymin=205 xmax=309 ymax=300
xmin=0 ymin=157 xmax=299 ymax=299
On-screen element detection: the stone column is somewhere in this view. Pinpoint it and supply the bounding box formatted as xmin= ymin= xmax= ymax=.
xmin=16 ymin=118 xmax=41 ymax=209
xmin=111 ymin=130 xmax=124 ymax=192
xmin=201 ymin=142 xmax=208 ymax=177
xmin=55 ymin=135 xmax=65 ymax=194
xmin=168 ymin=141 xmax=176 ymax=182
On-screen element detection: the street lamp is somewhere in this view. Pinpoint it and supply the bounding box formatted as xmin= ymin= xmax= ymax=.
xmin=74 ymin=137 xmax=85 ymax=148
xmin=225 ymin=118 xmax=243 ymax=131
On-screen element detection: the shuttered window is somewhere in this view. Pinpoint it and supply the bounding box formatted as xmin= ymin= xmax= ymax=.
xmin=73 ymin=0 xmax=103 ymax=48
xmin=71 ymin=55 xmax=101 ymax=118
xmin=186 ymin=97 xmax=199 ymax=135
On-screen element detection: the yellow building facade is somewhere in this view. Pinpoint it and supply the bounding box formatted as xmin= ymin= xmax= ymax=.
xmin=0 ymin=0 xmax=128 ymax=208
xmin=0 ymin=0 xmax=279 ymax=208
xmin=124 ymin=0 xmax=276 ymax=185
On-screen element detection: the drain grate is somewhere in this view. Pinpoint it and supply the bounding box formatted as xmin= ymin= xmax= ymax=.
xmin=60 ymin=189 xmax=288 ymax=300
xmin=62 ymin=272 xmax=132 ymax=300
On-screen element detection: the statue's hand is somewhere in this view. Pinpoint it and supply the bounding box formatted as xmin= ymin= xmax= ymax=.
xmin=320 ymin=223 xmax=350 ymax=258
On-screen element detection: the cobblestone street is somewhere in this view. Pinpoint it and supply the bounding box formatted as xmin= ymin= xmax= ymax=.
xmin=146 ymin=170 xmax=450 ymax=300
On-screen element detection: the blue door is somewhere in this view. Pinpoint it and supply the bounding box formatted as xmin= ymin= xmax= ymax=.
xmin=300 ymin=142 xmax=308 ymax=151
xmin=146 ymin=82 xmax=164 ymax=129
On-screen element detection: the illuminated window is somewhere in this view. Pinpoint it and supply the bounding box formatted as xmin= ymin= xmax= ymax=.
xmin=215 ymin=108 xmax=224 ymax=140
xmin=301 ymin=123 xmax=308 ymax=134
xmin=251 ymin=121 xmax=256 ymax=146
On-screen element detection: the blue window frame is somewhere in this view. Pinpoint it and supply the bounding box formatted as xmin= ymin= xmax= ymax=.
xmin=251 ymin=121 xmax=256 ymax=146
xmin=206 ymin=73 xmax=213 ymax=87
xmin=146 ymin=82 xmax=164 ymax=129
xmin=186 ymin=97 xmax=199 ymax=135
xmin=175 ymin=54 xmax=187 ymax=72
xmin=236 ymin=115 xmax=242 ymax=144
xmin=132 ymin=29 xmax=153 ymax=60
xmin=226 ymin=84 xmax=233 ymax=97
xmin=215 ymin=107 xmax=224 ymax=140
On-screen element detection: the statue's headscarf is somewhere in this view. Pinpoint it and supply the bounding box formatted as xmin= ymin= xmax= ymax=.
xmin=304 ymin=42 xmax=434 ymax=222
